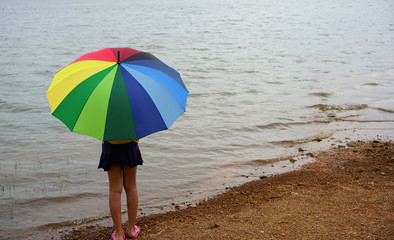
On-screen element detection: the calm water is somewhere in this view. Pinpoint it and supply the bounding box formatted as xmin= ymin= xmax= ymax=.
xmin=0 ymin=0 xmax=393 ymax=234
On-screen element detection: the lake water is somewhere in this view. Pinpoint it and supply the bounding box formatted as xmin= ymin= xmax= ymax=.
xmin=0 ymin=0 xmax=393 ymax=236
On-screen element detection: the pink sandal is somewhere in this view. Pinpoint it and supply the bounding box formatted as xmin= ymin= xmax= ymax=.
xmin=111 ymin=231 xmax=125 ymax=240
xmin=126 ymin=225 xmax=141 ymax=239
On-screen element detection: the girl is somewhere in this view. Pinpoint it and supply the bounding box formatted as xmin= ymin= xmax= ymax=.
xmin=99 ymin=140 xmax=143 ymax=240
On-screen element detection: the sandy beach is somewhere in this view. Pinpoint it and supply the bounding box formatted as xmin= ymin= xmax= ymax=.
xmin=55 ymin=140 xmax=393 ymax=240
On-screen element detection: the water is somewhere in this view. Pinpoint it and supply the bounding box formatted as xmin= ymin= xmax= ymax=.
xmin=0 ymin=0 xmax=393 ymax=235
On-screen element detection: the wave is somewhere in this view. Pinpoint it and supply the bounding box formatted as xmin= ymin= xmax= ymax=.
xmin=335 ymin=118 xmax=394 ymax=123
xmin=309 ymin=92 xmax=334 ymax=98
xmin=255 ymin=120 xmax=331 ymax=130
xmin=230 ymin=120 xmax=332 ymax=134
xmin=0 ymin=192 xmax=106 ymax=209
xmin=308 ymin=104 xmax=393 ymax=115
xmin=269 ymin=134 xmax=333 ymax=146
xmin=189 ymin=89 xmax=259 ymax=98
xmin=0 ymin=103 xmax=36 ymax=113
xmin=0 ymin=98 xmax=30 ymax=113
xmin=373 ymin=107 xmax=394 ymax=114
xmin=191 ymin=47 xmax=210 ymax=51
xmin=362 ymin=82 xmax=382 ymax=87
xmin=33 ymin=69 xmax=52 ymax=76
xmin=308 ymin=104 xmax=369 ymax=111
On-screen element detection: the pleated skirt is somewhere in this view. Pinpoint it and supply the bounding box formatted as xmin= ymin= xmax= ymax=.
xmin=98 ymin=141 xmax=143 ymax=171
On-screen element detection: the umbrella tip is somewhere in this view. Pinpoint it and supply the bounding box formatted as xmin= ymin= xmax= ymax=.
xmin=117 ymin=51 xmax=120 ymax=64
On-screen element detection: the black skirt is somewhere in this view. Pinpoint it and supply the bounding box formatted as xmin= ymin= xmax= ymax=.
xmin=98 ymin=141 xmax=143 ymax=171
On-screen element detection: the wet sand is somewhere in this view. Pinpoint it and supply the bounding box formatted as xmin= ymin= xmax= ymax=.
xmin=55 ymin=140 xmax=394 ymax=240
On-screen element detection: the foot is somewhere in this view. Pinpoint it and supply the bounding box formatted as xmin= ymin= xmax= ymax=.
xmin=111 ymin=231 xmax=125 ymax=240
xmin=126 ymin=225 xmax=141 ymax=239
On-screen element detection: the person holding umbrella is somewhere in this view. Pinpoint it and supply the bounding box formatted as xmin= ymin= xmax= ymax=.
xmin=99 ymin=139 xmax=142 ymax=240
xmin=47 ymin=48 xmax=189 ymax=240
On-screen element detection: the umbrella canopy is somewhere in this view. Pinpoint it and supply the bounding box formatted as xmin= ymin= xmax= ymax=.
xmin=47 ymin=47 xmax=188 ymax=141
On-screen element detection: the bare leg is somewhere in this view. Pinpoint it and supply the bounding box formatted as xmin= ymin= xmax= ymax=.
xmin=123 ymin=165 xmax=138 ymax=236
xmin=108 ymin=165 xmax=125 ymax=240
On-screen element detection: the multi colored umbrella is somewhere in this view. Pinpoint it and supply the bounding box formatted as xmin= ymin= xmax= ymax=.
xmin=47 ymin=47 xmax=188 ymax=141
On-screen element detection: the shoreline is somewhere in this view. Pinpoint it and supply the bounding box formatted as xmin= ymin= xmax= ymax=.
xmin=2 ymin=139 xmax=392 ymax=239
xmin=57 ymin=139 xmax=393 ymax=239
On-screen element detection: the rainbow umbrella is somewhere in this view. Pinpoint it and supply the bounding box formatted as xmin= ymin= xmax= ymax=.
xmin=46 ymin=47 xmax=188 ymax=141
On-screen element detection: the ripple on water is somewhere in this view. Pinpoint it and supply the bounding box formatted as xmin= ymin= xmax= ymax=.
xmin=309 ymin=92 xmax=334 ymax=98
xmin=362 ymin=82 xmax=382 ymax=87
xmin=308 ymin=104 xmax=369 ymax=111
